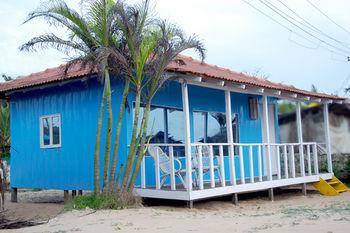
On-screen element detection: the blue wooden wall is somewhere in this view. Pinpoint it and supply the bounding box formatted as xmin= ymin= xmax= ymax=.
xmin=10 ymin=77 xmax=127 ymax=190
xmin=10 ymin=78 xmax=279 ymax=190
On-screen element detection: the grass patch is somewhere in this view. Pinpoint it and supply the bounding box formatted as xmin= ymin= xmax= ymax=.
xmin=66 ymin=192 xmax=141 ymax=210
xmin=281 ymin=202 xmax=350 ymax=219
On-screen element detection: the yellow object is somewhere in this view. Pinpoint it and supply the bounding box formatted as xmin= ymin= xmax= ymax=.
xmin=313 ymin=176 xmax=350 ymax=196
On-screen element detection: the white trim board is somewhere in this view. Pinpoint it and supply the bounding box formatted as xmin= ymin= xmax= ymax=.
xmin=189 ymin=173 xmax=333 ymax=201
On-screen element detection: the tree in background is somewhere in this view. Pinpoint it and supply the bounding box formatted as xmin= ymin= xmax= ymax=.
xmin=278 ymin=101 xmax=296 ymax=115
xmin=0 ymin=103 xmax=10 ymax=154
xmin=1 ymin=74 xmax=13 ymax=82
xmin=0 ymin=75 xmax=12 ymax=157
xmin=278 ymin=84 xmax=319 ymax=115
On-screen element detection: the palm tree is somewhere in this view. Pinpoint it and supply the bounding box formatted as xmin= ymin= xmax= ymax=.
xmin=1 ymin=74 xmax=13 ymax=82
xmin=20 ymin=0 xmax=131 ymax=194
xmin=107 ymin=0 xmax=152 ymax=192
xmin=127 ymin=21 xmax=206 ymax=189
xmin=110 ymin=0 xmax=159 ymax=190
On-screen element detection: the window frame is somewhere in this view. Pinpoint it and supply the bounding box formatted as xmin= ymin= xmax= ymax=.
xmin=134 ymin=103 xmax=184 ymax=144
xmin=39 ymin=113 xmax=62 ymax=149
xmin=249 ymin=97 xmax=259 ymax=120
xmin=193 ymin=110 xmax=240 ymax=144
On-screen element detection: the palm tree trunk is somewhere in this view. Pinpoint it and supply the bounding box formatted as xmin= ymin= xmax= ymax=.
xmin=93 ymin=82 xmax=107 ymax=194
xmin=121 ymin=88 xmax=142 ymax=189
xmin=127 ymin=101 xmax=151 ymax=190
xmin=109 ymin=79 xmax=130 ymax=192
xmin=114 ymin=164 xmax=124 ymax=192
xmin=102 ymin=69 xmax=113 ymax=194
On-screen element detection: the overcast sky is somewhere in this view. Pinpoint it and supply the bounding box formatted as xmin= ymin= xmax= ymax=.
xmin=1 ymin=0 xmax=350 ymax=96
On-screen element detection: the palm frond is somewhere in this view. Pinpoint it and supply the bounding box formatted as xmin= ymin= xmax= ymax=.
xmin=19 ymin=33 xmax=89 ymax=55
xmin=142 ymin=20 xmax=206 ymax=99
xmin=23 ymin=0 xmax=97 ymax=49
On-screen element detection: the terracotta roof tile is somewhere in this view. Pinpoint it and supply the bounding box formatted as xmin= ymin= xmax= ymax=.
xmin=0 ymin=55 xmax=344 ymax=100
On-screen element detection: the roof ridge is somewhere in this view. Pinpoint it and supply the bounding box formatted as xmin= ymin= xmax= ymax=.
xmin=0 ymin=54 xmax=345 ymax=100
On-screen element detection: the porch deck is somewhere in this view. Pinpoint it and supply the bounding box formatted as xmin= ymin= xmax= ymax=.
xmin=135 ymin=173 xmax=332 ymax=201
xmin=134 ymin=142 xmax=332 ymax=201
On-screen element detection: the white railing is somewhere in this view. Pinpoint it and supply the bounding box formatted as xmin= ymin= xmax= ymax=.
xmin=139 ymin=142 xmax=327 ymax=191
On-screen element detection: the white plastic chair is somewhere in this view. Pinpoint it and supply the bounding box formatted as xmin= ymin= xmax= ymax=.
xmin=194 ymin=145 xmax=222 ymax=183
xmin=147 ymin=145 xmax=188 ymax=189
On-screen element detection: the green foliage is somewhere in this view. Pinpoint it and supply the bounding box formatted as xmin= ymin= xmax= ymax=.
xmin=343 ymin=160 xmax=350 ymax=183
xmin=0 ymin=152 xmax=10 ymax=159
xmin=66 ymin=192 xmax=141 ymax=210
xmin=278 ymin=101 xmax=296 ymax=115
xmin=0 ymin=104 xmax=10 ymax=152
xmin=332 ymin=164 xmax=342 ymax=179
xmin=331 ymin=160 xmax=350 ymax=181
xmin=345 ymin=160 xmax=350 ymax=177
xmin=320 ymin=158 xmax=350 ymax=182
xmin=1 ymin=74 xmax=13 ymax=81
xmin=278 ymin=85 xmax=318 ymax=115
xmin=311 ymin=84 xmax=318 ymax=93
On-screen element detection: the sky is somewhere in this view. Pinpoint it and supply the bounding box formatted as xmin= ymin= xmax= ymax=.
xmin=0 ymin=0 xmax=350 ymax=97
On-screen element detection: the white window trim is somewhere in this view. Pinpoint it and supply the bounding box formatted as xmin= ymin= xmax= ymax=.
xmin=193 ymin=110 xmax=240 ymax=144
xmin=40 ymin=113 xmax=62 ymax=149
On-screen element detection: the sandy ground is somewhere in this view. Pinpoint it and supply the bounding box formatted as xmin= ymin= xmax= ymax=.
xmin=2 ymin=189 xmax=350 ymax=233
xmin=1 ymin=190 xmax=64 ymax=223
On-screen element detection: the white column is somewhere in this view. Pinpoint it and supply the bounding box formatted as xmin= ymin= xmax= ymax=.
xmin=296 ymin=102 xmax=305 ymax=176
xmin=324 ymin=103 xmax=333 ymax=173
xmin=181 ymin=81 xmax=192 ymax=191
xmin=225 ymin=90 xmax=236 ymax=185
xmin=263 ymin=95 xmax=272 ymax=181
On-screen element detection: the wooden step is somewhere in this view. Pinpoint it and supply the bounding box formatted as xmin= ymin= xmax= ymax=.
xmin=336 ymin=189 xmax=350 ymax=193
xmin=327 ymin=181 xmax=340 ymax=185
xmin=314 ymin=176 xmax=350 ymax=196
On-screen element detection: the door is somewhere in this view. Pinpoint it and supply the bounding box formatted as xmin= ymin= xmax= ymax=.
xmin=261 ymin=104 xmax=278 ymax=175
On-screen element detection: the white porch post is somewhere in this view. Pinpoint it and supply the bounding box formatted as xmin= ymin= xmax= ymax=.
xmin=263 ymin=96 xmax=273 ymax=181
xmin=323 ymin=102 xmax=333 ymax=173
xmin=225 ymin=90 xmax=236 ymax=185
xmin=181 ymin=80 xmax=192 ymax=191
xmin=296 ymin=102 xmax=305 ymax=176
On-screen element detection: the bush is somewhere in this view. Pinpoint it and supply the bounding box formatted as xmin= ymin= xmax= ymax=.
xmin=67 ymin=192 xmax=141 ymax=210
xmin=0 ymin=152 xmax=10 ymax=160
xmin=345 ymin=160 xmax=350 ymax=177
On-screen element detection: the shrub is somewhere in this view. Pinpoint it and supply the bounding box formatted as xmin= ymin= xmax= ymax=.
xmin=0 ymin=152 xmax=10 ymax=160
xmin=67 ymin=192 xmax=141 ymax=210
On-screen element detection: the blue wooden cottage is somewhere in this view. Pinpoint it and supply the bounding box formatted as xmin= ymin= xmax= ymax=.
xmin=0 ymin=55 xmax=345 ymax=202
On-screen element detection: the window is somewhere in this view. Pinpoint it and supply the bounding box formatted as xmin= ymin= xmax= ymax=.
xmin=207 ymin=112 xmax=227 ymax=143
xmin=136 ymin=104 xmax=184 ymax=157
xmin=145 ymin=106 xmax=165 ymax=144
xmin=40 ymin=114 xmax=61 ymax=148
xmin=193 ymin=112 xmax=206 ymax=143
xmin=193 ymin=111 xmax=239 ymax=144
xmin=137 ymin=104 xmax=184 ymax=144
xmin=167 ymin=108 xmax=184 ymax=143
xmin=249 ymin=97 xmax=259 ymax=120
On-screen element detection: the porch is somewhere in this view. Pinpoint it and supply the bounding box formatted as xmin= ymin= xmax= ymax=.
xmin=134 ymin=142 xmax=332 ymax=201
xmin=134 ymin=76 xmax=336 ymax=202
